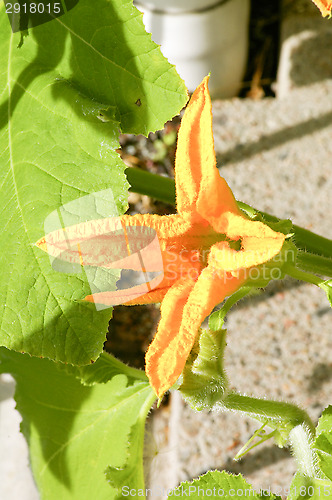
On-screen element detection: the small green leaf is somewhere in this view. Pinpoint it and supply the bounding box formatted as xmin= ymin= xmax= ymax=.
xmin=170 ymin=471 xmax=281 ymax=499
xmin=179 ymin=329 xmax=229 ymax=411
xmin=319 ymin=280 xmax=332 ymax=308
xmin=314 ymin=406 xmax=332 ymax=481
xmin=316 ymin=406 xmax=332 ymax=435
xmin=66 ymin=351 xmax=148 ymax=386
xmin=252 ymin=215 xmax=293 ymax=237
xmin=288 ymin=472 xmax=332 ymax=500
xmin=0 ymin=347 xmax=156 ymax=500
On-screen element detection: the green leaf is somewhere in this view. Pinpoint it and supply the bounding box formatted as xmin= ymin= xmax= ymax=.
xmin=179 ymin=329 xmax=229 ymax=411
xmin=251 ymin=214 xmax=293 ymax=237
xmin=288 ymin=472 xmax=332 ymax=500
xmin=319 ymin=280 xmax=332 ymax=308
xmin=316 ymin=406 xmax=332 ymax=435
xmin=287 ymin=409 xmax=332 ymax=498
xmin=105 ymin=420 xmax=146 ymax=497
xmin=0 ymin=347 xmax=156 ymax=499
xmin=170 ymin=471 xmax=281 ymax=499
xmin=65 ymin=350 xmax=148 ymax=386
xmin=314 ymin=406 xmax=332 ymax=481
xmin=0 ymin=0 xmax=187 ymax=364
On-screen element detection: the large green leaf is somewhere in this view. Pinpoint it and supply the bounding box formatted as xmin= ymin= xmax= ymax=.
xmin=0 ymin=0 xmax=187 ymax=364
xmin=0 ymin=347 xmax=156 ymax=499
xmin=170 ymin=471 xmax=281 ymax=499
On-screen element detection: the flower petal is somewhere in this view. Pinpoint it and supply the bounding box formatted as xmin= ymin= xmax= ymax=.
xmin=146 ymin=267 xmax=244 ymax=397
xmin=85 ymin=278 xmax=170 ymax=306
xmin=222 ymin=212 xmax=285 ymax=242
xmin=209 ymin=212 xmax=286 ymax=271
xmin=175 ymin=76 xmax=240 ymax=221
xmin=145 ymin=278 xmax=196 ymax=397
xmin=311 ymin=0 xmax=332 ymax=16
xmin=36 ymin=214 xmax=181 ymax=272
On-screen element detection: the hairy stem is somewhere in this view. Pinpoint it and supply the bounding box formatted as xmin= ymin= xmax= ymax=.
xmin=296 ymin=251 xmax=332 ymax=278
xmin=285 ymin=266 xmax=325 ymax=286
xmin=222 ymin=392 xmax=315 ymax=436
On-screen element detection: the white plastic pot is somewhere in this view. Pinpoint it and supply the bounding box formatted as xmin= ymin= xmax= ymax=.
xmin=135 ymin=0 xmax=251 ymax=98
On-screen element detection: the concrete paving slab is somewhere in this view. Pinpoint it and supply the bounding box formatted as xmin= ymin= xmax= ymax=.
xmin=0 ymin=375 xmax=39 ymax=500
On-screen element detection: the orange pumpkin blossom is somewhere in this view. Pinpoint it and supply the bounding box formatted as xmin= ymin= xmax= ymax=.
xmin=36 ymin=77 xmax=285 ymax=398
xmin=311 ymin=0 xmax=332 ymax=16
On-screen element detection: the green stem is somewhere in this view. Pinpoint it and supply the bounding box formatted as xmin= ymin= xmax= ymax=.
xmin=234 ymin=422 xmax=277 ymax=460
xmin=296 ymin=251 xmax=332 ymax=278
xmin=217 ymin=286 xmax=253 ymax=317
xmin=209 ymin=286 xmax=252 ymax=331
xmin=125 ymin=168 xmax=332 ymax=259
xmin=100 ymin=352 xmax=148 ymax=382
xmin=223 ymin=392 xmax=315 ymax=436
xmin=125 ymin=167 xmax=176 ymax=206
xmin=235 ymin=200 xmax=332 ymax=260
xmin=286 ymin=266 xmax=324 ymax=286
xmin=292 ymin=225 xmax=332 ymax=259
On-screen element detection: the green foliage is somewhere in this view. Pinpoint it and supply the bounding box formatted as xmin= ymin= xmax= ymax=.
xmin=179 ymin=329 xmax=229 ymax=411
xmin=222 ymin=393 xmax=315 ymax=448
xmin=314 ymin=406 xmax=332 ymax=482
xmin=65 ymin=350 xmax=148 ymax=386
xmin=288 ymin=473 xmax=332 ymax=500
xmin=0 ymin=0 xmax=187 ymax=364
xmin=0 ymin=347 xmax=156 ymax=499
xmin=319 ymin=280 xmax=332 ymax=308
xmin=105 ymin=420 xmax=147 ymax=498
xmin=170 ymin=471 xmax=281 ymax=499
xmin=287 ymin=407 xmax=332 ymax=499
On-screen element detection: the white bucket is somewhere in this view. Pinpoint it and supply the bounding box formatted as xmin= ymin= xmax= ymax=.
xmin=135 ymin=0 xmax=251 ymax=98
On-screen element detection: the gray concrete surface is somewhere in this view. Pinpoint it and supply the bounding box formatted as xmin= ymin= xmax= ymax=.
xmin=278 ymin=0 xmax=332 ymax=98
xmin=0 ymin=374 xmax=39 ymax=499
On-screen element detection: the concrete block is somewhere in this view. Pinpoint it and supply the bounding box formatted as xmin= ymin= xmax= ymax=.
xmin=278 ymin=0 xmax=332 ymax=97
